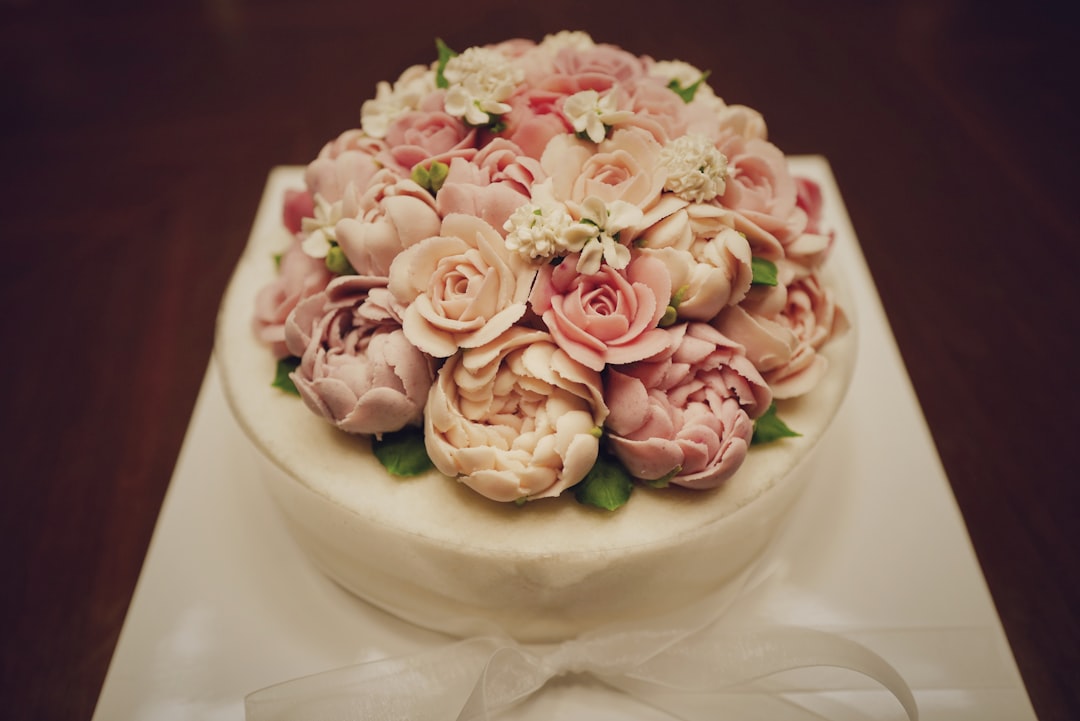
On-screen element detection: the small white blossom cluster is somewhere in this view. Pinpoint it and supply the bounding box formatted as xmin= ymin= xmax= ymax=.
xmin=360 ymin=65 xmax=437 ymax=138
xmin=442 ymin=47 xmax=525 ymax=126
xmin=659 ymin=133 xmax=729 ymax=202
xmin=562 ymin=90 xmax=634 ymax=143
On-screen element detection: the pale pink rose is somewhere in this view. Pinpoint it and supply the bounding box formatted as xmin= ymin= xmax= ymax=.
xmin=335 ymin=169 xmax=441 ymax=279
xmin=501 ymin=87 xmax=573 ymax=159
xmin=715 ymin=104 xmax=768 ymax=142
xmin=711 ymin=304 xmax=797 ymax=374
xmin=762 ymin=274 xmax=848 ymax=398
xmin=624 ymin=76 xmax=690 ymax=143
xmin=435 ymin=140 xmax=545 ymax=230
xmin=642 ymin=226 xmax=753 ymax=321
xmin=283 ymin=275 xmax=435 ymax=436
xmin=304 ymin=129 xmax=392 ymax=203
xmin=253 ymin=239 xmax=332 ymax=358
xmin=795 ymin=176 xmax=825 ymax=234
xmin=529 ymin=252 xmax=673 ymax=371
xmin=542 ymin=127 xmax=666 ymax=214
xmin=716 ymin=135 xmax=802 ymax=253
xmin=605 ymin=322 xmax=771 ymax=489
xmin=282 ymin=188 xmax=314 ymax=234
xmin=388 ymin=214 xmax=536 ymax=357
xmin=550 ymin=43 xmax=648 ymax=88
xmin=425 ymin=326 xmax=607 ymax=502
xmin=381 ymin=94 xmax=478 ymax=172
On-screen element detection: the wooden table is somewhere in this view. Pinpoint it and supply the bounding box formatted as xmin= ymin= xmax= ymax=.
xmin=1 ymin=1 xmax=1075 ymax=719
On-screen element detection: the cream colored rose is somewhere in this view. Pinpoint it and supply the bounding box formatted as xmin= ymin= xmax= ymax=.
xmin=387 ymin=214 xmax=536 ymax=357
xmin=425 ymin=327 xmax=607 ymax=502
xmin=643 ymin=226 xmax=753 ymax=321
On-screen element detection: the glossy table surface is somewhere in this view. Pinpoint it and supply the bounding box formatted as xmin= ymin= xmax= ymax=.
xmin=1 ymin=1 xmax=1075 ymax=719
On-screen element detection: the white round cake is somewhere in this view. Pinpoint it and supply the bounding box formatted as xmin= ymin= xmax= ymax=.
xmin=215 ymin=32 xmax=856 ymax=642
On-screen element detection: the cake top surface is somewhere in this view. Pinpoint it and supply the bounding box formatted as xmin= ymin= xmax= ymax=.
xmin=220 ymin=31 xmax=854 ymax=529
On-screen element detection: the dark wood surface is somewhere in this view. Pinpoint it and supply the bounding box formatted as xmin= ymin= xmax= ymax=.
xmin=2 ymin=1 xmax=1076 ymax=719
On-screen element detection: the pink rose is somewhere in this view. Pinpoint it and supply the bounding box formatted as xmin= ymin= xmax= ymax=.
xmin=542 ymin=127 xmax=666 ymax=214
xmin=335 ymin=169 xmax=442 ymax=279
xmin=605 ymin=322 xmax=771 ymax=489
xmin=624 ymin=76 xmax=690 ymax=143
xmin=382 ymin=94 xmax=477 ymax=173
xmin=762 ymin=274 xmax=848 ymax=399
xmin=305 ymin=129 xmax=391 ymax=203
xmin=530 ymin=252 xmax=673 ymax=371
xmin=550 ymin=43 xmax=648 ymax=88
xmin=388 ymin=214 xmax=535 ymax=357
xmin=283 ymin=275 xmax=435 ymax=436
xmin=253 ymin=239 xmax=332 ymax=358
xmin=435 ymin=140 xmax=545 ymax=230
xmin=425 ymin=327 xmax=607 ymax=502
xmin=501 ymin=87 xmax=573 ymax=159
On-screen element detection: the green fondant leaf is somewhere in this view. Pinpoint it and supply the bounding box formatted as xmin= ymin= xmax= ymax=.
xmin=574 ymin=453 xmax=633 ymax=511
xmin=435 ymin=38 xmax=456 ymax=89
xmin=373 ymin=426 xmax=435 ymax=476
xmin=325 ymin=245 xmax=356 ymax=275
xmin=752 ymin=403 xmax=801 ymax=444
xmin=751 ymin=257 xmax=779 ymax=286
xmin=667 ymin=71 xmax=711 ymax=103
xmin=272 ymin=356 xmax=301 ymax=396
xmin=646 ymin=465 xmax=681 ymax=489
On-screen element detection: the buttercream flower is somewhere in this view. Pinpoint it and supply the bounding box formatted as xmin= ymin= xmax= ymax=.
xmin=360 ymin=64 xmax=437 ymax=139
xmin=435 ymin=139 xmax=545 ymax=231
xmin=425 ymin=327 xmax=607 ymax=502
xmin=550 ymin=42 xmax=648 ymax=88
xmin=388 ymin=214 xmax=536 ymax=357
xmin=625 ymin=76 xmax=691 ymax=143
xmin=574 ymin=195 xmax=642 ymax=274
xmin=659 ymin=133 xmax=728 ymax=203
xmin=716 ymin=135 xmax=801 ymax=257
xmin=300 ymin=193 xmax=344 ymax=260
xmin=503 ymin=188 xmax=592 ymax=261
xmin=382 ymin=97 xmax=478 ymax=172
xmin=562 ymin=89 xmax=634 ymax=143
xmin=642 ymin=226 xmax=753 ymax=321
xmin=500 ymin=87 xmax=574 ymax=160
xmin=284 ymin=275 xmax=436 ymax=436
xmin=282 ymin=189 xmax=314 ymax=235
xmin=253 ymin=239 xmax=333 ymax=358
xmin=304 ymin=130 xmax=391 ymax=204
xmin=529 ymin=252 xmax=672 ymax=371
xmin=335 ymin=169 xmax=442 ymax=279
xmin=442 ymin=46 xmax=524 ymax=126
xmin=542 ymin=127 xmax=666 ymax=214
xmin=604 ymin=322 xmax=771 ymax=489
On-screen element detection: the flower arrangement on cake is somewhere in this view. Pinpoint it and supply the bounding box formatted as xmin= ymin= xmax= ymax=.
xmin=252 ymin=31 xmax=846 ymax=511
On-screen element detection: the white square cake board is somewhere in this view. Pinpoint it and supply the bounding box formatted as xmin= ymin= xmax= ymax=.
xmin=92 ymin=158 xmax=1039 ymax=721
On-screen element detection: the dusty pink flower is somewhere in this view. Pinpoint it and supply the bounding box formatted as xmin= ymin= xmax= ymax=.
xmin=381 ymin=93 xmax=478 ymax=172
xmin=283 ymin=275 xmax=435 ymax=436
xmin=425 ymin=327 xmax=607 ymax=502
xmin=530 ymin=252 xmax=673 ymax=371
xmin=388 ymin=214 xmax=536 ymax=357
xmin=253 ymin=239 xmax=332 ymax=358
xmin=435 ymin=139 xmax=545 ymax=230
xmin=304 ymin=129 xmax=392 ymax=203
xmin=500 ymin=86 xmax=573 ymax=159
xmin=282 ymin=189 xmax=314 ymax=234
xmin=762 ymin=274 xmax=848 ymax=398
xmin=716 ymin=135 xmax=802 ymax=259
xmin=605 ymin=322 xmax=771 ymax=489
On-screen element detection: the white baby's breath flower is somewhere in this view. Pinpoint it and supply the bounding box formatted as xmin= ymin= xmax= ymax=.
xmin=504 ymin=201 xmax=594 ymax=260
xmin=300 ymin=194 xmax=344 ymax=259
xmin=659 ymin=134 xmax=728 ymax=202
xmin=539 ymin=30 xmax=596 ymax=54
xmin=562 ymin=90 xmax=634 ymax=143
xmin=360 ymin=65 xmax=436 ymax=138
xmin=442 ymin=47 xmax=524 ymax=126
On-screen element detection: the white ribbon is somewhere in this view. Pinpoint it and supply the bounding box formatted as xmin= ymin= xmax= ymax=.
xmin=243 ymin=565 xmax=933 ymax=721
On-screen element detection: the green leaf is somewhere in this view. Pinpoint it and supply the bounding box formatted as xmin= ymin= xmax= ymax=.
xmin=435 ymin=38 xmax=456 ymax=89
xmin=372 ymin=426 xmax=435 ymax=476
xmin=667 ymin=70 xmax=711 ymax=103
xmin=325 ymin=245 xmax=356 ymax=275
xmin=751 ymin=257 xmax=779 ymax=286
xmin=574 ymin=453 xmax=633 ymax=511
xmin=272 ymin=356 xmax=301 ymax=396
xmin=752 ymin=403 xmax=801 ymax=444
xmin=645 ymin=465 xmax=681 ymax=489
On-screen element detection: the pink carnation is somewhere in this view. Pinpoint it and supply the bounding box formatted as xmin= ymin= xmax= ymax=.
xmin=253 ymin=240 xmax=332 ymax=358
xmin=604 ymin=323 xmax=772 ymax=489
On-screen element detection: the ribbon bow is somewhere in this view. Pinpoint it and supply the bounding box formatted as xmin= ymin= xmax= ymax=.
xmin=245 ymin=566 xmax=922 ymax=720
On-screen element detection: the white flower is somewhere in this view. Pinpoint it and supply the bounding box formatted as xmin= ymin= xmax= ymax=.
xmin=574 ymin=196 xmax=642 ymax=275
xmin=300 ymin=193 xmax=344 ymax=259
xmin=539 ymin=30 xmax=595 ymax=54
xmin=562 ymin=90 xmax=634 ymax=143
xmin=442 ymin=47 xmax=524 ymax=126
xmin=659 ymin=134 xmax=728 ymax=202
xmin=649 ymin=60 xmax=722 ymax=103
xmin=360 ymin=65 xmax=436 ymax=138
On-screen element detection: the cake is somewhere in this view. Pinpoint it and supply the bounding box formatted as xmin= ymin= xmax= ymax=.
xmin=215 ymin=32 xmax=854 ymax=642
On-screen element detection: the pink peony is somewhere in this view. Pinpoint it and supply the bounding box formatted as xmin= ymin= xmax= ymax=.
xmin=305 ymin=129 xmax=391 ymax=203
xmin=604 ymin=322 xmax=771 ymax=489
xmin=435 ymin=139 xmax=545 ymax=231
xmin=529 ymin=252 xmax=673 ymax=371
xmin=500 ymin=86 xmax=573 ymax=160
xmin=253 ymin=239 xmax=332 ymax=358
xmin=283 ymin=275 xmax=435 ymax=436
xmin=425 ymin=327 xmax=607 ymax=502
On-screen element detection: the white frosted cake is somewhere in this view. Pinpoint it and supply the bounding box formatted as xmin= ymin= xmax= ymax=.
xmin=215 ymin=32 xmax=854 ymax=642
